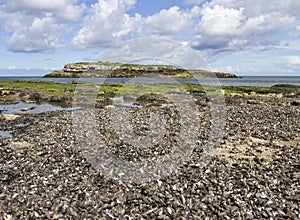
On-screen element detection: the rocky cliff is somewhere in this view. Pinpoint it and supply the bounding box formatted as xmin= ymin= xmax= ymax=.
xmin=44 ymin=62 xmax=238 ymax=78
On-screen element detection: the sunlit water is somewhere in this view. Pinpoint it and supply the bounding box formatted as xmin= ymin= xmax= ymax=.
xmin=0 ymin=101 xmax=78 ymax=114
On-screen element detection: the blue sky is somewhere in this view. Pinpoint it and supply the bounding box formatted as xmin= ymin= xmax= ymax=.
xmin=0 ymin=0 xmax=300 ymax=76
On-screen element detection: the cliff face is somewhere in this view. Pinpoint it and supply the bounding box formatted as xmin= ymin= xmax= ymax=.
xmin=44 ymin=62 xmax=238 ymax=78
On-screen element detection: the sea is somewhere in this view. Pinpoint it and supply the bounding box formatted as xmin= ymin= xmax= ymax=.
xmin=1 ymin=76 xmax=300 ymax=87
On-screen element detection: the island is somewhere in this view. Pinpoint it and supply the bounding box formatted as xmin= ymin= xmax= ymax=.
xmin=43 ymin=61 xmax=238 ymax=78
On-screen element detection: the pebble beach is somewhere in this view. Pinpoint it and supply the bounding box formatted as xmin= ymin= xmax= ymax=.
xmin=0 ymin=90 xmax=300 ymax=219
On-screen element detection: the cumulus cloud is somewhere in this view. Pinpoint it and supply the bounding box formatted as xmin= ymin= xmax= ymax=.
xmin=2 ymin=0 xmax=86 ymax=21
xmin=197 ymin=5 xmax=244 ymax=36
xmin=143 ymin=6 xmax=191 ymax=35
xmin=5 ymin=15 xmax=64 ymax=52
xmin=206 ymin=0 xmax=300 ymax=17
xmin=0 ymin=0 xmax=86 ymax=52
xmin=0 ymin=0 xmax=299 ymax=57
xmin=72 ymin=0 xmax=142 ymax=48
xmin=192 ymin=4 xmax=295 ymax=51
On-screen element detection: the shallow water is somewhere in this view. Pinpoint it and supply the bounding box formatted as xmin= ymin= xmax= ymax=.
xmin=110 ymin=97 xmax=143 ymax=108
xmin=0 ymin=101 xmax=79 ymax=114
xmin=0 ymin=130 xmax=12 ymax=139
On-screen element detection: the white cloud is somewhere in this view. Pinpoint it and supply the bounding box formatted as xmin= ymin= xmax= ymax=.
xmin=5 ymin=14 xmax=64 ymax=52
xmin=2 ymin=0 xmax=86 ymax=21
xmin=197 ymin=5 xmax=244 ymax=36
xmin=0 ymin=0 xmax=86 ymax=52
xmin=193 ymin=4 xmax=295 ymax=51
xmin=241 ymin=12 xmax=294 ymax=35
xmin=72 ymin=0 xmax=142 ymax=49
xmin=283 ymin=56 xmax=300 ymax=65
xmin=206 ymin=0 xmax=300 ymax=17
xmin=144 ymin=6 xmax=191 ymax=35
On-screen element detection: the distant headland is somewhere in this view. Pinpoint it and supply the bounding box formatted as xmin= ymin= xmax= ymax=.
xmin=43 ymin=61 xmax=238 ymax=78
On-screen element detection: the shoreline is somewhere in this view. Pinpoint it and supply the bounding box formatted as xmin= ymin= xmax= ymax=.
xmin=0 ymin=80 xmax=299 ymax=219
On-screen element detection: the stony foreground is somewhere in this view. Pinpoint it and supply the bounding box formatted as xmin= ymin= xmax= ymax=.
xmin=0 ymin=95 xmax=299 ymax=219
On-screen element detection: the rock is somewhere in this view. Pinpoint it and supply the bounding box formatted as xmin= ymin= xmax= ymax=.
xmin=276 ymin=93 xmax=283 ymax=99
xmin=49 ymin=96 xmax=68 ymax=102
xmin=0 ymin=90 xmax=10 ymax=96
xmin=135 ymin=93 xmax=170 ymax=105
xmin=9 ymin=141 xmax=32 ymax=151
xmin=105 ymin=105 xmax=115 ymax=109
xmin=96 ymin=97 xmax=113 ymax=107
xmin=290 ymin=100 xmax=300 ymax=106
xmin=29 ymin=92 xmax=43 ymax=101
xmin=20 ymin=107 xmax=35 ymax=112
xmin=64 ymin=88 xmax=75 ymax=93
xmin=2 ymin=114 xmax=21 ymax=120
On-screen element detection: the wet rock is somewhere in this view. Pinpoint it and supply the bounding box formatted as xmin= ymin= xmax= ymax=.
xmin=135 ymin=93 xmax=171 ymax=105
xmin=29 ymin=92 xmax=43 ymax=101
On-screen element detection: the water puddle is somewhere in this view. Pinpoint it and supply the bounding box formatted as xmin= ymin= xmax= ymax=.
xmin=15 ymin=123 xmax=30 ymax=128
xmin=0 ymin=101 xmax=79 ymax=114
xmin=110 ymin=97 xmax=143 ymax=108
xmin=0 ymin=130 xmax=12 ymax=139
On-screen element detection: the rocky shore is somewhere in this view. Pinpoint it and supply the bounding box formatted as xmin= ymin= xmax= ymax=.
xmin=0 ymin=87 xmax=300 ymax=219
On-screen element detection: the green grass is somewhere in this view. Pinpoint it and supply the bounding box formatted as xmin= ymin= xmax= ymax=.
xmin=1 ymin=80 xmax=298 ymax=100
xmin=0 ymin=80 xmax=76 ymax=97
xmin=96 ymin=83 xmax=179 ymax=97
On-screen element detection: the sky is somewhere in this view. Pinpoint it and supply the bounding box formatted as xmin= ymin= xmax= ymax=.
xmin=0 ymin=0 xmax=300 ymax=76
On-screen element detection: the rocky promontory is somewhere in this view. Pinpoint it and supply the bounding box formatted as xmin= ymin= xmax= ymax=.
xmin=44 ymin=61 xmax=238 ymax=78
